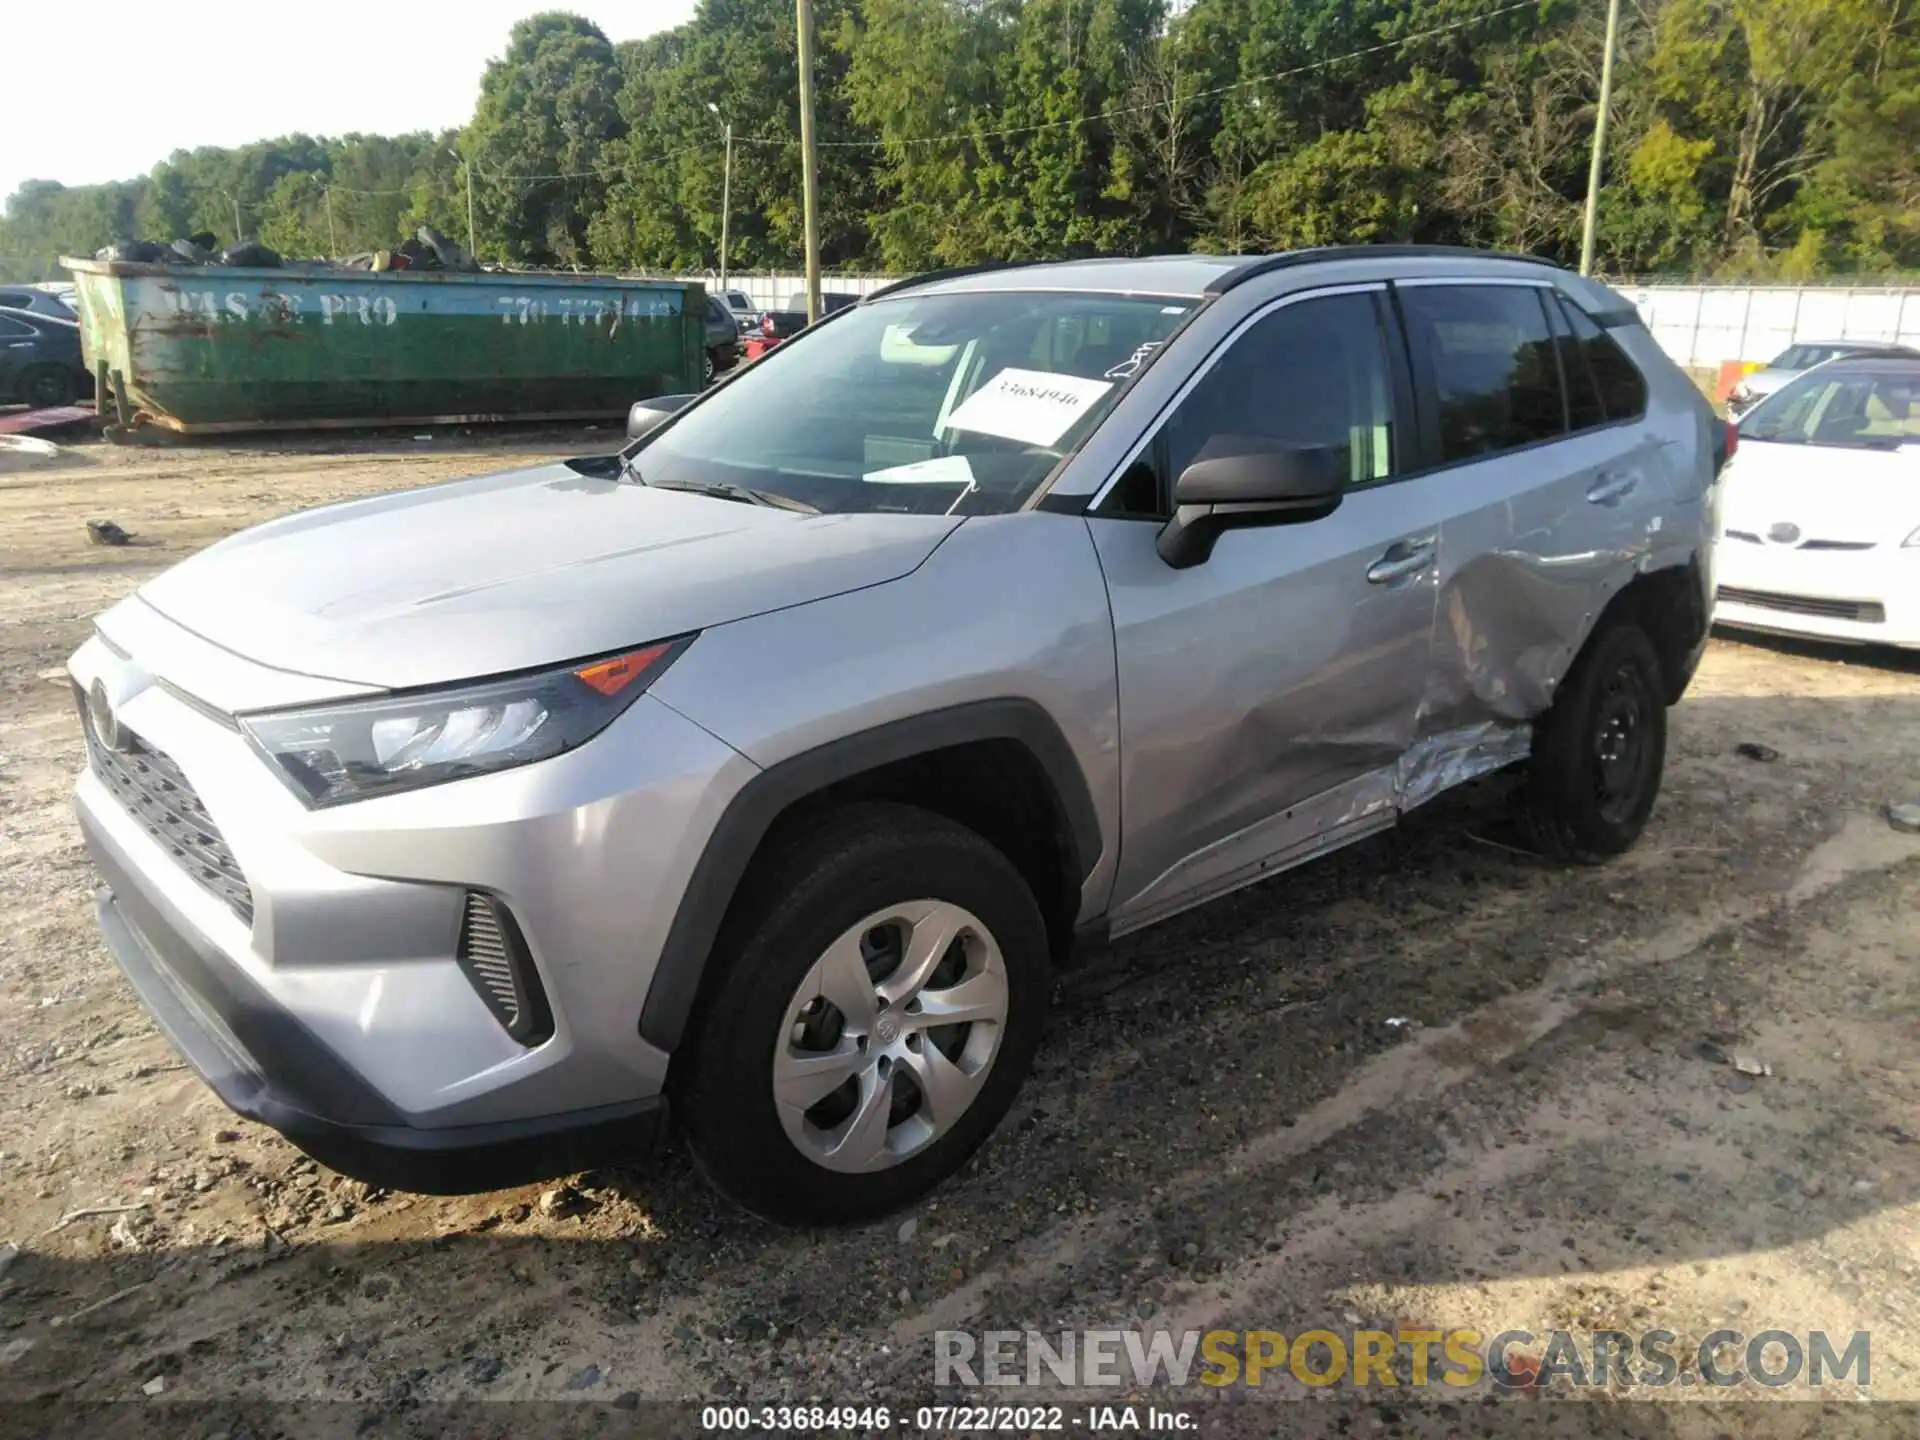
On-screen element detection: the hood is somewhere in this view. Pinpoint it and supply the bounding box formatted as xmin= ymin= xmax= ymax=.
xmin=137 ymin=461 xmax=959 ymax=691
xmin=1721 ymin=438 xmax=1920 ymax=546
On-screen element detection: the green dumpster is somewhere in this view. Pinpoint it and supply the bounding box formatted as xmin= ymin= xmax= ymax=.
xmin=62 ymin=258 xmax=706 ymax=436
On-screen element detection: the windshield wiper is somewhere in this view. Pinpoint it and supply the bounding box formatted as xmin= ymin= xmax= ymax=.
xmin=633 ymin=472 xmax=819 ymax=514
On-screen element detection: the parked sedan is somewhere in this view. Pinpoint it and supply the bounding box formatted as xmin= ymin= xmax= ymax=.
xmin=1715 ymin=353 xmax=1920 ymax=648
xmin=0 ymin=310 xmax=91 ymax=408
xmin=1726 ymin=338 xmax=1916 ymax=416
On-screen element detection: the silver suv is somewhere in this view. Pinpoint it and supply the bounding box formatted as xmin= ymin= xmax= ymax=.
xmin=70 ymin=248 xmax=1720 ymax=1222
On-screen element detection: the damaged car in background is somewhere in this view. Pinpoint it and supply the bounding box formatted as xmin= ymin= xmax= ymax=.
xmin=68 ymin=247 xmax=1721 ymax=1223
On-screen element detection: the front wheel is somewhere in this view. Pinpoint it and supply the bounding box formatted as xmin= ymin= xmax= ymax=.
xmin=1516 ymin=620 xmax=1668 ymax=861
xmin=679 ymin=803 xmax=1050 ymax=1223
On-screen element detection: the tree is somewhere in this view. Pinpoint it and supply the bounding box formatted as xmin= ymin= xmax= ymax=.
xmin=463 ymin=13 xmax=627 ymax=265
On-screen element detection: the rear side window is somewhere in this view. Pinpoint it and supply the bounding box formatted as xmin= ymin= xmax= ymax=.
xmin=1557 ymin=299 xmax=1648 ymax=422
xmin=1544 ymin=297 xmax=1606 ymax=431
xmin=0 ymin=294 xmax=30 ymax=309
xmin=1399 ymin=285 xmax=1565 ymax=462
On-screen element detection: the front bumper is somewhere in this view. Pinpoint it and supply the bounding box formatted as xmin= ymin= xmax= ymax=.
xmin=1713 ymin=542 xmax=1918 ymax=648
xmin=86 ymin=806 xmax=665 ymax=1192
xmin=69 ymin=601 xmax=759 ymax=1189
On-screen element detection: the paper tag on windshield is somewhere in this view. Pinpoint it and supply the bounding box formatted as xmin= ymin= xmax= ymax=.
xmin=943 ymin=368 xmax=1113 ymax=448
xmin=864 ymin=455 xmax=976 ymax=486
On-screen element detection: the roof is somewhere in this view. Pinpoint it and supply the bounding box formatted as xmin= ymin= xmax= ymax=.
xmin=1809 ymin=349 xmax=1920 ymax=370
xmin=1792 ymin=338 xmax=1914 ymax=351
xmin=875 ymin=246 xmax=1568 ymax=302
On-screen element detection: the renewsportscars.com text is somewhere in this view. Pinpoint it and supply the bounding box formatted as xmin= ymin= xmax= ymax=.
xmin=935 ymin=1328 xmax=1871 ymax=1390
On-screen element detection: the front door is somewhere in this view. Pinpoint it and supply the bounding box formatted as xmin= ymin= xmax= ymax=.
xmin=1088 ymin=285 xmax=1445 ymax=933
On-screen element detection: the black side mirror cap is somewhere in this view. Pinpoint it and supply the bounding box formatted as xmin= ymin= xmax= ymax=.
xmin=1156 ymin=440 xmax=1345 ymax=569
xmin=627 ymin=393 xmax=698 ymax=441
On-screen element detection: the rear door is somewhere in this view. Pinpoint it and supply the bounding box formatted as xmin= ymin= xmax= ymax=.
xmin=1089 ymin=284 xmax=1445 ymax=933
xmin=1394 ymin=281 xmax=1657 ymax=738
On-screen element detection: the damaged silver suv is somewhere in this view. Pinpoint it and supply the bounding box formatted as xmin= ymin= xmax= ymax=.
xmin=71 ymin=248 xmax=1720 ymax=1222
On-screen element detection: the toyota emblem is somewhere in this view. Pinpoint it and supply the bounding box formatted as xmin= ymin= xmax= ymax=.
xmin=1766 ymin=521 xmax=1803 ymax=546
xmin=87 ymin=679 xmax=129 ymax=753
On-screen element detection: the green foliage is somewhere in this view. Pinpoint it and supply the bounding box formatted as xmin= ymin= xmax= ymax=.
xmin=4 ymin=0 xmax=1918 ymax=282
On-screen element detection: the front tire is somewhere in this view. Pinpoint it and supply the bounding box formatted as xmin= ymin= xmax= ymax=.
xmin=1516 ymin=620 xmax=1668 ymax=861
xmin=679 ymin=803 xmax=1050 ymax=1223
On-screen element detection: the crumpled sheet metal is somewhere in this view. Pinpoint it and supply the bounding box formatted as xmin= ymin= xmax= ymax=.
xmin=1395 ymin=719 xmax=1533 ymax=813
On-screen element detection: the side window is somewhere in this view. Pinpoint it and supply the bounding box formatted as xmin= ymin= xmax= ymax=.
xmin=1543 ymin=295 xmax=1606 ymax=432
xmin=1399 ymin=285 xmax=1566 ymax=462
xmin=1558 ymin=300 xmax=1647 ymax=422
xmin=1160 ymin=291 xmax=1396 ymax=494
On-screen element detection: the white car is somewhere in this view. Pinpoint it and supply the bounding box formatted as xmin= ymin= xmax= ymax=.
xmin=1725 ymin=338 xmax=1916 ymax=417
xmin=1715 ymin=353 xmax=1920 ymax=648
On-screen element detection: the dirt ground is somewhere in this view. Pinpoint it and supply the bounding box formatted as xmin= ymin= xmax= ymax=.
xmin=1 ymin=429 xmax=1918 ymax=1436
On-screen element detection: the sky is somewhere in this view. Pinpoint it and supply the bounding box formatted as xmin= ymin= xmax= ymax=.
xmin=0 ymin=1 xmax=699 ymax=204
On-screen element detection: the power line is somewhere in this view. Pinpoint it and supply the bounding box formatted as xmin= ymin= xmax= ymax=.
xmin=728 ymin=0 xmax=1542 ymax=152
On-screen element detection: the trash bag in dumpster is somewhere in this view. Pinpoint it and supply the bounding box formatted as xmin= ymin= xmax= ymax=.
xmin=218 ymin=240 xmax=282 ymax=268
xmin=168 ymin=238 xmax=213 ymax=265
xmin=417 ymin=225 xmax=477 ymax=272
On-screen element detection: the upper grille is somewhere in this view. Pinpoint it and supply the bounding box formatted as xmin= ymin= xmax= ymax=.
xmin=1717 ymin=587 xmax=1886 ymax=624
xmin=456 ymin=892 xmax=552 ymax=1045
xmin=78 ymin=690 xmax=254 ymax=924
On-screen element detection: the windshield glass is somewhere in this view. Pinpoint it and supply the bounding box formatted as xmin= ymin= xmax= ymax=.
xmin=1742 ymin=366 xmax=1920 ymax=448
xmin=1771 ymin=344 xmax=1847 ymax=371
xmin=636 ymin=290 xmax=1193 ymax=515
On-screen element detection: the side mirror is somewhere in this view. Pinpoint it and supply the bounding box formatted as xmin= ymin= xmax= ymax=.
xmin=627 ymin=392 xmax=698 ymax=441
xmin=1156 ymin=439 xmax=1345 ymax=569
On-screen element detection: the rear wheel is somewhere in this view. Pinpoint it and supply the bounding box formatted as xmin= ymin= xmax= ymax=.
xmin=703 ymin=348 xmax=718 ymax=384
xmin=679 ymin=803 xmax=1050 ymax=1223
xmin=20 ymin=365 xmax=77 ymax=408
xmin=1516 ymin=621 xmax=1667 ymax=861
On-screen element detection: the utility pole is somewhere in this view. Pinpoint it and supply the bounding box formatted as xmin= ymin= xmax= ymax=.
xmin=796 ymin=0 xmax=823 ymax=323
xmin=1579 ymin=0 xmax=1622 ymax=277
xmin=708 ymin=103 xmax=733 ymax=288
xmin=448 ymin=149 xmax=479 ymax=263
xmin=324 ymin=187 xmax=337 ymax=257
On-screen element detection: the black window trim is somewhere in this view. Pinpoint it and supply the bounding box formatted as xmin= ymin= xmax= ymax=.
xmin=1083 ymin=280 xmax=1421 ymax=519
xmin=1388 ymin=278 xmax=1651 ymax=481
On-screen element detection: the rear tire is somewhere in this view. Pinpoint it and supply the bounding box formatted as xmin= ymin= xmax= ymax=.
xmin=20 ymin=365 xmax=77 ymax=408
xmin=679 ymin=802 xmax=1050 ymax=1224
xmin=1516 ymin=621 xmax=1668 ymax=862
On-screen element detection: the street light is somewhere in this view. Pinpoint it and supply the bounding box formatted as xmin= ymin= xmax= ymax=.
xmin=707 ymin=102 xmax=733 ymax=289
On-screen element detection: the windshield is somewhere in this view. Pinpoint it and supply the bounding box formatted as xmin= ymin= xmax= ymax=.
xmin=636 ymin=290 xmax=1193 ymax=515
xmin=1741 ymin=366 xmax=1920 ymax=448
xmin=1770 ymin=344 xmax=1850 ymax=371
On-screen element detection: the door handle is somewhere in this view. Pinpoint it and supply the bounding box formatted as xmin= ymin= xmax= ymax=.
xmin=1587 ymin=471 xmax=1638 ymax=505
xmin=1366 ymin=537 xmax=1437 ymax=585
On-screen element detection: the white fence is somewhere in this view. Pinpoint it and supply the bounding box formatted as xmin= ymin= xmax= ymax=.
xmin=678 ymin=272 xmax=899 ymax=311
xmin=1617 ymin=284 xmax=1920 ymax=371
xmin=683 ymin=269 xmax=1920 ymax=372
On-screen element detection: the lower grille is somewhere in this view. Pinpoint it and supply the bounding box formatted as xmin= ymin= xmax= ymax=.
xmin=456 ymin=892 xmax=553 ymax=1045
xmin=78 ymin=690 xmax=255 ymax=923
xmin=1717 ymin=587 xmax=1886 ymax=624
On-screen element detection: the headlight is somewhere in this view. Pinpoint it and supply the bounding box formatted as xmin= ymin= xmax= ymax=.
xmin=241 ymin=638 xmax=692 ymax=807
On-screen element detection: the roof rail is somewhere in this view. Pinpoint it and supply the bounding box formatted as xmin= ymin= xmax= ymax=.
xmin=1206 ymin=245 xmax=1563 ymax=296
xmin=862 ymin=259 xmax=1054 ymax=302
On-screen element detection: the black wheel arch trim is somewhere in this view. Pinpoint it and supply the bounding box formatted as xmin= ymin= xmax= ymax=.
xmin=638 ymin=698 xmax=1102 ymax=1054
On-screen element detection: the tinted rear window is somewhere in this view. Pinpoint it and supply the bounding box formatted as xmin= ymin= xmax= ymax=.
xmin=1560 ymin=300 xmax=1647 ymax=421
